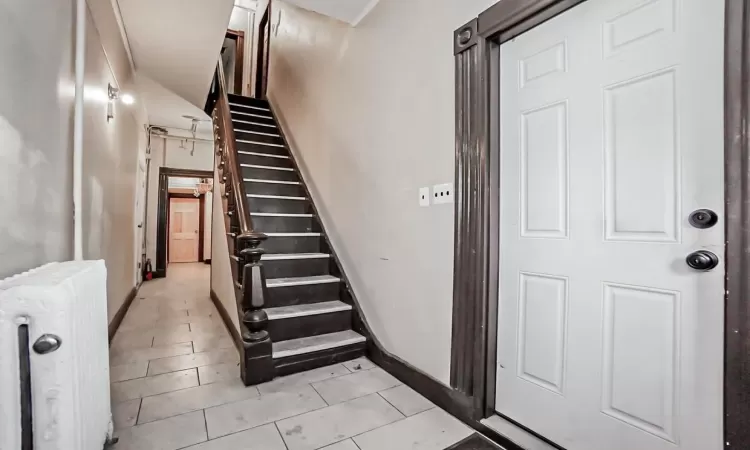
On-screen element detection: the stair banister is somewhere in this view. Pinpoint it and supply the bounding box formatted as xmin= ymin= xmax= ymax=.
xmin=212 ymin=60 xmax=274 ymax=385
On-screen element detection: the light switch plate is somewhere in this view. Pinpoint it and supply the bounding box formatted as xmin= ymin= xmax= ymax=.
xmin=419 ymin=187 xmax=430 ymax=207
xmin=432 ymin=183 xmax=454 ymax=205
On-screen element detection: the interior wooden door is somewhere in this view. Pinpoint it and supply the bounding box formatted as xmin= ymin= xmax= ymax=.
xmin=169 ymin=197 xmax=201 ymax=263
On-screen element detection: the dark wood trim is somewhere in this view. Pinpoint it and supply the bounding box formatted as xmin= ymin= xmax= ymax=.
xmin=255 ymin=4 xmax=270 ymax=98
xmin=226 ymin=29 xmax=245 ymax=94
xmin=108 ymin=286 xmax=138 ymax=342
xmin=210 ymin=288 xmax=242 ymax=353
xmin=156 ymin=168 xmax=213 ymax=277
xmin=451 ymin=16 xmax=491 ymax=417
xmin=724 ymin=0 xmax=750 ymax=448
xmin=168 ymin=193 xmax=206 ymax=262
xmin=368 ymin=344 xmax=522 ymax=450
xmin=454 ymin=0 xmax=748 ymax=448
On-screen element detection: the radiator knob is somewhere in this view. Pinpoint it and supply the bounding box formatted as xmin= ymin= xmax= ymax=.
xmin=33 ymin=334 xmax=62 ymax=354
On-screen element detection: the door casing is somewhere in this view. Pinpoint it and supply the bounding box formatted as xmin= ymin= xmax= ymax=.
xmin=450 ymin=0 xmax=750 ymax=448
xmin=155 ymin=168 xmax=213 ymax=278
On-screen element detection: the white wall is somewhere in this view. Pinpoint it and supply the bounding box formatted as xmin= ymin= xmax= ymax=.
xmin=0 ymin=0 xmax=76 ymax=278
xmin=211 ymin=159 xmax=240 ymax=332
xmin=82 ymin=0 xmax=148 ymax=322
xmin=266 ymin=0 xmax=496 ymax=384
xmin=145 ymin=138 xmax=214 ymax=266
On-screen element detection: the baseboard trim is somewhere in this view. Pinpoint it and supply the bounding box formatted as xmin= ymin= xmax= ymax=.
xmin=367 ymin=343 xmax=524 ymax=450
xmin=108 ymin=286 xmax=138 ymax=343
xmin=210 ymin=288 xmax=242 ymax=353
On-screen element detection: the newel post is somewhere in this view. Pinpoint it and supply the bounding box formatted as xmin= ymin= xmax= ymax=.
xmin=236 ymin=232 xmax=274 ymax=385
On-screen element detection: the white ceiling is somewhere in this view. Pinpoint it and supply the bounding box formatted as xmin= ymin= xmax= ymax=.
xmin=284 ymin=0 xmax=380 ymax=25
xmin=116 ymin=0 xmax=234 ymax=127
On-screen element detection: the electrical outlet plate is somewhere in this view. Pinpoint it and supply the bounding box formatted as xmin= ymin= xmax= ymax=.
xmin=432 ymin=183 xmax=454 ymax=205
xmin=419 ymin=187 xmax=430 ymax=207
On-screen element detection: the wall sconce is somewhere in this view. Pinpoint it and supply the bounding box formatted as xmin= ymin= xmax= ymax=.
xmin=107 ymin=83 xmax=119 ymax=122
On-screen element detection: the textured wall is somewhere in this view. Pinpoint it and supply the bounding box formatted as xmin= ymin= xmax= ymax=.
xmin=210 ymin=158 xmax=240 ymax=333
xmin=0 ymin=0 xmax=76 ymax=278
xmin=82 ymin=5 xmax=146 ymax=322
xmin=266 ymin=0 xmax=496 ymax=384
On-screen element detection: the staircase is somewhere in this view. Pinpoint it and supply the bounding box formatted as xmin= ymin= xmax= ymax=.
xmin=211 ymin=67 xmax=368 ymax=383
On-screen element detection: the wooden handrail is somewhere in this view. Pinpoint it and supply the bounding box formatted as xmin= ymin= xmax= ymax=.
xmin=214 ymin=60 xmax=257 ymax=237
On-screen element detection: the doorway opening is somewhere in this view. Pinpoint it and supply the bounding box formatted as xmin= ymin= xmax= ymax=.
xmin=155 ymin=168 xmax=214 ymax=278
xmin=222 ymin=29 xmax=245 ymax=95
xmin=254 ymin=4 xmax=270 ymax=99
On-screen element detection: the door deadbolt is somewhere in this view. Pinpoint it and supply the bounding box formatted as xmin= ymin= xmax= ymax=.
xmin=686 ymin=250 xmax=719 ymax=271
xmin=689 ymin=209 xmax=718 ymax=229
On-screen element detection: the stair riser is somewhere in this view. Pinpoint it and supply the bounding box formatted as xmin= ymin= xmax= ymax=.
xmin=232 ymin=122 xmax=279 ymax=135
xmin=228 ymin=94 xmax=269 ymax=109
xmin=249 ymin=197 xmax=311 ymax=214
xmin=264 ymin=236 xmax=321 ymax=253
xmin=234 ymin=130 xmax=284 ymax=145
xmin=236 ymin=140 xmax=288 ymax=156
xmin=245 ymin=181 xmax=305 ymax=198
xmin=263 ymin=258 xmax=331 ymax=279
xmin=230 ymin=104 xmax=273 ymax=118
xmin=266 ymin=282 xmax=340 ymax=308
xmin=230 ymin=112 xmax=276 ymax=126
xmin=241 ymin=166 xmax=299 ymax=182
xmin=274 ymin=342 xmax=366 ymax=378
xmin=268 ymin=310 xmax=352 ymax=341
xmin=239 ymin=153 xmax=294 ymax=169
xmin=252 ymin=215 xmax=316 ymax=233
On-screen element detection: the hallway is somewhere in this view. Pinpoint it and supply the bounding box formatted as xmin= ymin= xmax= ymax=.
xmin=109 ymin=263 xmax=476 ymax=449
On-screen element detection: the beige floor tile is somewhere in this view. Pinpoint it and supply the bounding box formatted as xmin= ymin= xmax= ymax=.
xmin=198 ymin=361 xmax=239 ymax=385
xmin=319 ymin=440 xmax=360 ymax=450
xmin=276 ymin=393 xmax=404 ymax=450
xmin=110 ymin=361 xmax=149 ymax=383
xmin=192 ymin=335 xmax=234 ymax=353
xmin=147 ymin=348 xmax=238 ymax=376
xmin=311 ymin=367 xmax=401 ymax=404
xmin=153 ymin=329 xmax=227 ymax=347
xmin=378 ymin=384 xmax=434 ymax=416
xmin=110 ymin=332 xmax=154 ymax=352
xmin=111 ymin=369 xmax=199 ymax=403
xmin=342 ymin=357 xmax=376 ymax=372
xmin=138 ymin=378 xmax=260 ymax=424
xmin=353 ymin=407 xmax=472 ymax=450
xmin=110 ymin=342 xmax=194 ymax=367
xmin=205 ymin=384 xmax=327 ymax=439
xmin=113 ymin=399 xmax=141 ymax=429
xmin=114 ymin=410 xmax=207 ymax=450
xmin=257 ymin=363 xmax=351 ymax=395
xmin=181 ymin=423 xmax=287 ymax=450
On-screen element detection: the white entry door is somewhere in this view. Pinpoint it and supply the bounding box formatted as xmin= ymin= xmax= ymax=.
xmin=495 ymin=0 xmax=725 ymax=449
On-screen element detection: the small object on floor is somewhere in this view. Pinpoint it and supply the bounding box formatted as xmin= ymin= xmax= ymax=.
xmin=445 ymin=433 xmax=502 ymax=450
xmin=143 ymin=259 xmax=153 ymax=281
xmin=353 ymin=363 xmax=362 ymax=370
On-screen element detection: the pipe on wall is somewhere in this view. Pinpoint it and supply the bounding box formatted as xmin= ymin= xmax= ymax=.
xmin=72 ymin=0 xmax=86 ymax=260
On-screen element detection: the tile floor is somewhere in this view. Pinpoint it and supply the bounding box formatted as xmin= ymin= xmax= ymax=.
xmin=110 ymin=263 xmax=474 ymax=450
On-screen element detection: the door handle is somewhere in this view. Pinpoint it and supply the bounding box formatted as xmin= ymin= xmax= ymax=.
xmin=686 ymin=250 xmax=719 ymax=271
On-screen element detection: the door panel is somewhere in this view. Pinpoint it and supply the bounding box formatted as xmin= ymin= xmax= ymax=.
xmin=495 ymin=0 xmax=724 ymax=449
xmin=169 ymin=198 xmax=200 ymax=263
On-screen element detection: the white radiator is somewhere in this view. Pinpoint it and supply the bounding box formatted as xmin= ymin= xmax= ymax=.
xmin=0 ymin=261 xmax=113 ymax=450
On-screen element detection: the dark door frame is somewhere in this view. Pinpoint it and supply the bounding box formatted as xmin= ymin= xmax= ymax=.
xmin=451 ymin=0 xmax=750 ymax=448
xmin=155 ymin=168 xmax=213 ymax=278
xmin=225 ymin=29 xmax=246 ymax=94
xmin=255 ymin=3 xmax=271 ymax=99
xmin=167 ymin=193 xmax=206 ymax=263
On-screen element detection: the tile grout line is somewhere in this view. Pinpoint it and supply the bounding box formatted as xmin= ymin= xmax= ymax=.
xmin=375 ymin=391 xmax=407 ymax=417
xmin=274 ymin=421 xmax=291 ymax=450
xmin=134 ymin=397 xmax=143 ymax=426
xmin=308 ymin=382 xmax=330 ymax=406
